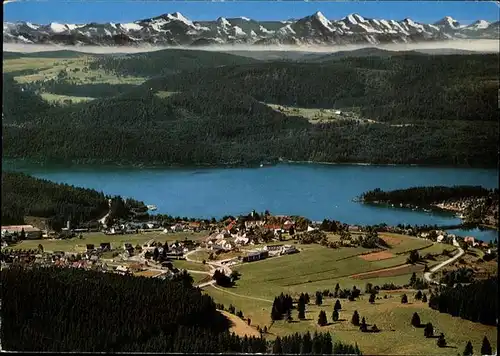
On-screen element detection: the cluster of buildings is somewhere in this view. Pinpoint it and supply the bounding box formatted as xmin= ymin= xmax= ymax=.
xmin=1 ymin=225 xmax=43 ymax=241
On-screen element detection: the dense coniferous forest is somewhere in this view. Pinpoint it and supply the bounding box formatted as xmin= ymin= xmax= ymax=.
xmin=89 ymin=48 xmax=259 ymax=77
xmin=360 ymin=186 xmax=494 ymax=205
xmin=1 ymin=172 xmax=144 ymax=228
xmin=3 ymin=53 xmax=498 ymax=167
xmin=1 ymin=171 xmax=109 ymax=226
xmin=428 ymin=277 xmax=497 ymax=326
xmin=142 ymin=53 xmax=499 ymax=122
xmin=1 ymin=267 xmax=361 ymax=354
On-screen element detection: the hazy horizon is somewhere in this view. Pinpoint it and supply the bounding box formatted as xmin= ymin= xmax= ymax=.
xmin=3 ymin=40 xmax=499 ymax=55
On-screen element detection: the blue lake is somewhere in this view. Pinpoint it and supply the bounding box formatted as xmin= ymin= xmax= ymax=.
xmin=3 ymin=161 xmax=498 ymax=241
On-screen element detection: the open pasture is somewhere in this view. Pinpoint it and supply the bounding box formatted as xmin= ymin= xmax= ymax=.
xmin=4 ymin=56 xmax=145 ymax=85
xmin=205 ymin=286 xmax=497 ymax=356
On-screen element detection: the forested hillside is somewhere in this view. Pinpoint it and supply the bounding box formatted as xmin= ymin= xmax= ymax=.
xmin=143 ymin=53 xmax=499 ymax=122
xmin=429 ymin=277 xmax=497 ymax=326
xmin=89 ymin=48 xmax=259 ymax=77
xmin=1 ymin=171 xmax=109 ymax=226
xmin=3 ymin=52 xmax=498 ymax=167
xmin=361 ymin=186 xmax=494 ymax=205
xmin=1 ymin=266 xmax=361 ymax=354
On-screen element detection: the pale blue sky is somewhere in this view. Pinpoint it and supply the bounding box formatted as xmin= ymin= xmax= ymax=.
xmin=4 ymin=1 xmax=499 ymax=24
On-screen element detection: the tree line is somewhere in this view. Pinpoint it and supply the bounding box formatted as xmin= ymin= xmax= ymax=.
xmin=1 ymin=266 xmax=361 ymax=354
xmin=360 ymin=186 xmax=495 ymax=206
xmin=428 ymin=277 xmax=497 ymax=326
xmin=1 ymin=171 xmax=144 ymax=230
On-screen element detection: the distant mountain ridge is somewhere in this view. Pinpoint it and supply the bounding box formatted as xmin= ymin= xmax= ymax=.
xmin=3 ymin=11 xmax=499 ymax=47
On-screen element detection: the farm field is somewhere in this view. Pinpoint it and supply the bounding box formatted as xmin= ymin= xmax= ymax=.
xmin=379 ymin=233 xmax=433 ymax=253
xmin=200 ymin=233 xmax=497 ymax=355
xmin=40 ymin=92 xmax=95 ymax=104
xmin=7 ymin=231 xmax=207 ymax=252
xmin=3 ymin=56 xmax=145 ymax=85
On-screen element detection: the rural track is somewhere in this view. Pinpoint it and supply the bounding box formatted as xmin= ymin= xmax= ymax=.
xmin=185 ymin=249 xmax=271 ymax=301
xmin=423 ymin=247 xmax=465 ymax=286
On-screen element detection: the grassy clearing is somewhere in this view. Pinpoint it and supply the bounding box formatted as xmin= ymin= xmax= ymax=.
xmin=172 ymin=259 xmax=211 ymax=272
xmin=40 ymin=92 xmax=95 ymax=104
xmin=202 ymin=233 xmax=495 ymax=355
xmin=8 ymin=231 xmax=207 ymax=252
xmin=205 ymin=286 xmax=497 ymax=355
xmin=155 ymin=91 xmax=180 ymax=98
xmin=4 ymin=57 xmax=145 ymax=85
xmin=220 ymin=310 xmax=261 ymax=338
xmin=192 ymin=273 xmax=211 ymax=285
xmin=379 ymin=233 xmax=433 ymax=254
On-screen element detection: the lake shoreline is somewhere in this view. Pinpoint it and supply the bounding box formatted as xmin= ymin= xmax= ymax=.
xmin=3 ymin=157 xmax=498 ymax=170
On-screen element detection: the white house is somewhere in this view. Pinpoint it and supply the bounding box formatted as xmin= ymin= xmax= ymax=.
xmin=171 ymin=223 xmax=184 ymax=232
xmin=235 ymin=235 xmax=249 ymax=245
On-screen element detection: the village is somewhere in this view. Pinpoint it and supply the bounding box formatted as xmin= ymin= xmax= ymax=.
xmin=1 ymin=210 xmax=497 ymax=285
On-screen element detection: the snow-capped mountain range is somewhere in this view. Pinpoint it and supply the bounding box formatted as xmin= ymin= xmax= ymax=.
xmin=3 ymin=12 xmax=499 ymax=47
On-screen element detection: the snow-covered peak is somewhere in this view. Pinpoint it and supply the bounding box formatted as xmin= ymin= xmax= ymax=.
xmin=217 ymin=17 xmax=231 ymax=27
xmin=167 ymin=12 xmax=194 ymax=27
xmin=467 ymin=20 xmax=490 ymax=30
xmin=313 ymin=11 xmax=335 ymax=32
xmin=49 ymin=22 xmax=68 ymax=33
xmin=277 ymin=24 xmax=296 ymax=35
xmin=119 ymin=22 xmax=142 ymax=31
xmin=26 ymin=22 xmax=39 ymax=30
xmin=352 ymin=13 xmax=366 ymax=23
xmin=435 ymin=16 xmax=460 ymax=29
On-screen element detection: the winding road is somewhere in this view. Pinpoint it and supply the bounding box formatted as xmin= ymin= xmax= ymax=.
xmin=184 ymin=248 xmax=273 ymax=302
xmin=423 ymin=247 xmax=465 ymax=286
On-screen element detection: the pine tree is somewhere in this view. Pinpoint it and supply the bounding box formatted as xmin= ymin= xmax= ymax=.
xmin=359 ymin=317 xmax=368 ymax=332
xmin=351 ymin=310 xmax=360 ymax=326
xmin=369 ymin=293 xmax=376 ymax=304
xmin=424 ymin=323 xmax=434 ymax=338
xmin=315 ymin=291 xmax=323 ymax=306
xmin=422 ymin=293 xmax=428 ymax=303
xmin=318 ymin=311 xmax=328 ymax=326
xmin=271 ymin=299 xmax=282 ymax=321
xmin=322 ymin=332 xmax=333 ymax=354
xmin=481 ymin=336 xmax=492 ymax=355
xmin=415 ymin=290 xmax=423 ymax=300
xmin=371 ymin=324 xmax=379 ymax=333
xmin=437 ymin=333 xmax=447 ymax=348
xmin=300 ymin=331 xmax=313 ymax=354
xmin=334 ymin=299 xmax=342 ymax=311
xmin=332 ymin=309 xmax=339 ymax=322
xmin=286 ymin=309 xmax=292 ymax=323
xmin=463 ymin=341 xmax=473 ymax=356
xmin=304 ymin=293 xmax=310 ymax=304
xmin=312 ymin=331 xmax=322 ymax=354
xmin=297 ymin=296 xmax=306 ymax=320
xmin=411 ymin=312 xmax=421 ymax=327
xmin=410 ymin=272 xmax=417 ymax=286
xmin=401 ymin=294 xmax=408 ymax=304
xmin=273 ymin=336 xmax=283 ymax=354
